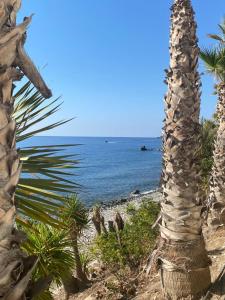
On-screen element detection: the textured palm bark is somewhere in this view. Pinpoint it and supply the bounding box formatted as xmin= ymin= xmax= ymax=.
xmin=208 ymin=84 xmax=225 ymax=228
xmin=0 ymin=1 xmax=52 ymax=298
xmin=160 ymin=0 xmax=211 ymax=298
xmin=70 ymin=224 xmax=88 ymax=283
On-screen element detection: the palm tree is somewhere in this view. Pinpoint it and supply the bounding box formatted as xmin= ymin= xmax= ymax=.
xmin=160 ymin=0 xmax=211 ymax=298
xmin=23 ymin=223 xmax=75 ymax=299
xmin=200 ymin=21 xmax=225 ymax=228
xmin=62 ymin=195 xmax=89 ymax=283
xmin=0 ymin=4 xmax=54 ymax=298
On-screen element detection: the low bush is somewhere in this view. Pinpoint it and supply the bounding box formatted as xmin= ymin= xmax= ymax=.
xmin=92 ymin=200 xmax=160 ymax=271
xmin=22 ymin=223 xmax=75 ymax=299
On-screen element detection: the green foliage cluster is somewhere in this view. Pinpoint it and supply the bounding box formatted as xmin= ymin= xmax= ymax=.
xmin=62 ymin=194 xmax=89 ymax=230
xmin=21 ymin=195 xmax=91 ymax=299
xmin=92 ymin=200 xmax=159 ymax=271
xmin=14 ymin=82 xmax=79 ymax=228
xmin=23 ymin=223 xmax=75 ymax=285
xmin=22 ymin=223 xmax=75 ymax=299
xmin=12 ymin=82 xmax=89 ymax=299
xmin=200 ymin=20 xmax=225 ymax=82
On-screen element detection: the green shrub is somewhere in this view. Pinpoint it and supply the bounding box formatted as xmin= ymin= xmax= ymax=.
xmin=22 ymin=223 xmax=75 ymax=299
xmin=92 ymin=200 xmax=159 ymax=271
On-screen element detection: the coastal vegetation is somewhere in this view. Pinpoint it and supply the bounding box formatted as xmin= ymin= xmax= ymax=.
xmin=0 ymin=0 xmax=225 ymax=299
xmin=23 ymin=223 xmax=75 ymax=300
xmin=13 ymin=81 xmax=84 ymax=299
xmin=92 ymin=200 xmax=159 ymax=272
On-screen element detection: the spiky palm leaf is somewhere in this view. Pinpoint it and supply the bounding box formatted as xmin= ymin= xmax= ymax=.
xmin=62 ymin=195 xmax=89 ymax=231
xmin=22 ymin=223 xmax=75 ymax=299
xmin=208 ymin=20 xmax=225 ymax=44
xmin=201 ymin=20 xmax=225 ymax=82
xmin=200 ymin=48 xmax=220 ymax=73
xmin=13 ymin=82 xmax=79 ymax=227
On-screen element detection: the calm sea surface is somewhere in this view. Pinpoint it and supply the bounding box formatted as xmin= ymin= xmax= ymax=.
xmin=20 ymin=136 xmax=162 ymax=206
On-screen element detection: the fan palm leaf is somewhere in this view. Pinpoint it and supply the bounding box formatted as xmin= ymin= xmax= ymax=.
xmin=13 ymin=82 xmax=80 ymax=227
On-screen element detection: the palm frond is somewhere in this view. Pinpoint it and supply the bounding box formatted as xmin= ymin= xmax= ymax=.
xmin=14 ymin=83 xmax=73 ymax=142
xmin=22 ymin=223 xmax=75 ymax=286
xmin=13 ymin=82 xmax=80 ymax=227
xmin=208 ymin=34 xmax=225 ymax=43
xmin=207 ymin=19 xmax=225 ymax=44
xmin=200 ymin=48 xmax=220 ymax=73
xmin=62 ymin=194 xmax=89 ymax=231
xmin=219 ymin=21 xmax=225 ymax=38
xmin=200 ymin=48 xmax=225 ymax=80
xmin=33 ymin=290 xmax=54 ymax=300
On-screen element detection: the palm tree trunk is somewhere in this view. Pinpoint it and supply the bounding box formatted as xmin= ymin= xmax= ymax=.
xmin=208 ymin=84 xmax=225 ymax=228
xmin=160 ymin=0 xmax=211 ymax=298
xmin=0 ymin=75 xmax=37 ymax=298
xmin=70 ymin=226 xmax=88 ymax=283
xmin=0 ymin=2 xmax=51 ymax=298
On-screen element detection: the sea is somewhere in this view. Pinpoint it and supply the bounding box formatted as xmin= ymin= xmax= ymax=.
xmin=20 ymin=136 xmax=162 ymax=206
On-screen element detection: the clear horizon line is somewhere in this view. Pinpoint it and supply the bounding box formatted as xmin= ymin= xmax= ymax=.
xmin=36 ymin=134 xmax=162 ymax=139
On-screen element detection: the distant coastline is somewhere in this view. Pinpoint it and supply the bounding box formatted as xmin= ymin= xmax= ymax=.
xmin=21 ymin=136 xmax=162 ymax=206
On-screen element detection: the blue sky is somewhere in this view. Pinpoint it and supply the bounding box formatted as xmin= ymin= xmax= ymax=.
xmin=19 ymin=0 xmax=224 ymax=137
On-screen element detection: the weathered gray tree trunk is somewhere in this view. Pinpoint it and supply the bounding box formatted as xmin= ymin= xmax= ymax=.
xmin=0 ymin=1 xmax=51 ymax=298
xmin=208 ymin=84 xmax=225 ymax=228
xmin=160 ymin=0 xmax=211 ymax=298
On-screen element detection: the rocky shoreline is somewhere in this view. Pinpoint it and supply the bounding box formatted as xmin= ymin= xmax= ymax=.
xmin=82 ymin=189 xmax=162 ymax=244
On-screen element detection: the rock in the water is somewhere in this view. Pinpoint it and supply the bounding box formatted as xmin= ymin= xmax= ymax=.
xmin=131 ymin=189 xmax=140 ymax=196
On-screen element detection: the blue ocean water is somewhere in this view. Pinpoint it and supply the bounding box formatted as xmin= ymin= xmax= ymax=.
xmin=20 ymin=136 xmax=162 ymax=206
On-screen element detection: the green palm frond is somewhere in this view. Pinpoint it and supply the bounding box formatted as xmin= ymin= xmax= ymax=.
xmin=219 ymin=21 xmax=225 ymax=40
xmin=208 ymin=34 xmax=225 ymax=43
xmin=200 ymin=48 xmax=221 ymax=74
xmin=33 ymin=290 xmax=54 ymax=300
xmin=201 ymin=19 xmax=225 ymax=82
xmin=200 ymin=47 xmax=225 ymax=81
xmin=208 ymin=19 xmax=225 ymax=44
xmin=62 ymin=194 xmax=89 ymax=231
xmin=13 ymin=82 xmax=80 ymax=227
xmin=23 ymin=223 xmax=75 ymax=285
xmin=14 ymin=82 xmax=73 ymax=142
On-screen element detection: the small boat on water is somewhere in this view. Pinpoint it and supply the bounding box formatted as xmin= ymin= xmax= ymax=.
xmin=140 ymin=145 xmax=148 ymax=151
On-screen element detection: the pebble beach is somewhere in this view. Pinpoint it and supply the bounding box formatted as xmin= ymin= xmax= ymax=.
xmin=82 ymin=189 xmax=162 ymax=244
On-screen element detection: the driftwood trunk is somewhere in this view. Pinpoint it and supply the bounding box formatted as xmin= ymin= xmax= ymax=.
xmin=160 ymin=0 xmax=211 ymax=298
xmin=0 ymin=0 xmax=52 ymax=298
